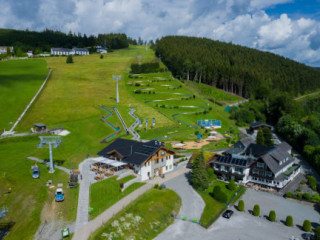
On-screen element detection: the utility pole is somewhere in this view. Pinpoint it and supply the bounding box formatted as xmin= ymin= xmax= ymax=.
xmin=113 ymin=75 xmax=121 ymax=103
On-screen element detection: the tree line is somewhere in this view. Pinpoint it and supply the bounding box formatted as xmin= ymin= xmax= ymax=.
xmin=0 ymin=28 xmax=130 ymax=53
xmin=154 ymin=36 xmax=320 ymax=98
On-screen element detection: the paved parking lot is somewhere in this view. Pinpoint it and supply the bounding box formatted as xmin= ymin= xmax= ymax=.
xmin=156 ymin=176 xmax=319 ymax=240
xmin=241 ymin=188 xmax=320 ymax=226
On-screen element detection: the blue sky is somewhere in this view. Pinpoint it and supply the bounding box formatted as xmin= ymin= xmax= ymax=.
xmin=0 ymin=0 xmax=319 ymax=66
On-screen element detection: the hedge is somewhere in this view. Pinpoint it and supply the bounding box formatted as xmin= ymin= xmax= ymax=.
xmin=227 ymin=179 xmax=237 ymax=191
xmin=211 ymin=186 xmax=228 ymax=203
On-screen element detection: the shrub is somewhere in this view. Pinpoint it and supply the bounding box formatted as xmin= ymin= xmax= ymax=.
xmin=269 ymin=210 xmax=276 ymax=222
xmin=135 ymin=83 xmax=141 ymax=86
xmin=154 ymin=184 xmax=159 ymax=189
xmin=302 ymin=220 xmax=311 ymax=232
xmin=300 ymin=180 xmax=305 ymax=185
xmin=212 ymin=186 xmax=228 ymax=203
xmin=303 ymin=193 xmax=312 ymax=201
xmin=66 ymin=55 xmax=73 ymax=63
xmin=296 ymin=188 xmax=301 ymax=192
xmin=253 ymin=204 xmax=260 ymax=216
xmin=285 ymin=192 xmax=293 ymax=198
xmin=227 ymin=179 xmax=237 ymax=191
xmin=206 ymin=168 xmax=216 ymax=182
xmin=315 ymin=226 xmax=320 ymax=239
xmin=100 ymin=54 xmax=104 ymax=59
xmin=297 ymin=193 xmax=303 ymax=199
xmin=307 ymin=175 xmax=317 ymax=191
xmin=238 ymin=200 xmax=245 ymax=211
xmin=285 ymin=215 xmax=293 ymax=226
xmin=158 ymin=185 xmax=163 ymax=190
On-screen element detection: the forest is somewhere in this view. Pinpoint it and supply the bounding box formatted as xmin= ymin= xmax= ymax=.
xmin=155 ymin=36 xmax=320 ymax=98
xmin=0 ymin=28 xmax=130 ymax=53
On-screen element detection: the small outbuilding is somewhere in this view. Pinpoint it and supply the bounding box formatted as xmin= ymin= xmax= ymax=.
xmin=34 ymin=123 xmax=46 ymax=133
xmin=249 ymin=122 xmax=273 ymax=132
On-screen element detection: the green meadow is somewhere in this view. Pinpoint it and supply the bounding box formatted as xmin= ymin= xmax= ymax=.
xmin=89 ymin=188 xmax=181 ymax=240
xmin=0 ymin=59 xmax=48 ymax=130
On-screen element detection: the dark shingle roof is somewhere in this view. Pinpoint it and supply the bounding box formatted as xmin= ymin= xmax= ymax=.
xmin=98 ymin=138 xmax=166 ymax=166
xmin=234 ymin=137 xmax=254 ymax=149
xmin=262 ymin=150 xmax=294 ymax=174
xmin=224 ymin=148 xmax=244 ymax=155
xmin=244 ymin=143 xmax=274 ymax=157
xmin=250 ymin=122 xmax=273 ymax=129
xmin=277 ymin=141 xmax=291 ymax=152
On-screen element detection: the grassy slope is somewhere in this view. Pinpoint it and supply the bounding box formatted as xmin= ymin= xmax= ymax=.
xmin=124 ymin=70 xmax=240 ymax=145
xmin=0 ymin=46 xmax=169 ymax=239
xmin=0 ymin=59 xmax=48 ymax=130
xmin=17 ymin=47 xmax=171 ymax=168
xmin=198 ymin=180 xmax=243 ymax=227
xmin=89 ymin=175 xmax=145 ymax=219
xmin=0 ymin=136 xmax=78 ymax=240
xmin=89 ymin=189 xmax=181 ymax=240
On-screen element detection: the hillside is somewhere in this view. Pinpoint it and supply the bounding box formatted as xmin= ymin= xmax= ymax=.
xmin=155 ymin=36 xmax=320 ymax=98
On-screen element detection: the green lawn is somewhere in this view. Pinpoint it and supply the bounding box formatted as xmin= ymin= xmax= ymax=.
xmin=0 ymin=136 xmax=78 ymax=240
xmin=89 ymin=188 xmax=181 ymax=240
xmin=198 ymin=180 xmax=245 ymax=227
xmin=89 ymin=175 xmax=145 ymax=219
xmin=0 ymin=59 xmax=48 ymax=130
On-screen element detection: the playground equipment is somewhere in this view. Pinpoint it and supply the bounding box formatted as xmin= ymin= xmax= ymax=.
xmin=113 ymin=107 xmax=129 ymax=134
xmin=197 ymin=119 xmax=222 ymax=128
xmin=100 ymin=105 xmax=121 ymax=142
xmin=37 ymin=136 xmax=62 ymax=173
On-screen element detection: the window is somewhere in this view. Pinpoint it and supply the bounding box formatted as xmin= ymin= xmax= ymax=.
xmin=156 ymin=159 xmax=159 ymax=164
xmin=252 ymin=169 xmax=259 ymax=175
xmin=147 ymin=172 xmax=150 ymax=177
xmin=166 ymin=166 xmax=168 ymax=170
xmin=161 ymin=151 xmax=165 ymax=156
xmin=257 ymin=162 xmax=264 ymax=168
xmin=169 ymin=165 xmax=172 ymax=169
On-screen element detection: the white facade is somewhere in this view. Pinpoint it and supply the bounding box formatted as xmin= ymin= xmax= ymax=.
xmin=50 ymin=48 xmax=89 ymax=56
xmin=136 ymin=154 xmax=174 ymax=181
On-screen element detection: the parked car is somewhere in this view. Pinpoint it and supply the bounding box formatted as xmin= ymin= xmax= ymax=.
xmin=302 ymin=233 xmax=315 ymax=240
xmin=55 ymin=188 xmax=64 ymax=202
xmin=223 ymin=209 xmax=234 ymax=219
xmin=32 ymin=166 xmax=40 ymax=179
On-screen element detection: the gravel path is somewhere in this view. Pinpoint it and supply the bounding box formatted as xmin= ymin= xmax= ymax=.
xmin=75 ymin=159 xmax=92 ymax=231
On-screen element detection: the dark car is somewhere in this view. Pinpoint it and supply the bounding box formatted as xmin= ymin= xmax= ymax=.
xmin=302 ymin=233 xmax=315 ymax=240
xmin=223 ymin=210 xmax=234 ymax=219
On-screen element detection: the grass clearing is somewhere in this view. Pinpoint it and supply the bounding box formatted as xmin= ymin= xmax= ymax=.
xmin=0 ymin=136 xmax=78 ymax=240
xmin=0 ymin=59 xmax=48 ymax=130
xmin=89 ymin=175 xmax=145 ymax=219
xmin=198 ymin=180 xmax=245 ymax=227
xmin=89 ymin=188 xmax=181 ymax=240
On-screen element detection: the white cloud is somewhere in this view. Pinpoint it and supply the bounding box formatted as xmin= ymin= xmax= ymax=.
xmin=0 ymin=0 xmax=320 ymax=66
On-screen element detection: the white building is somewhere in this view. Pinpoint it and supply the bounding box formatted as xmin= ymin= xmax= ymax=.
xmin=98 ymin=138 xmax=176 ymax=181
xmin=0 ymin=46 xmax=13 ymax=54
xmin=209 ymin=140 xmax=301 ymax=190
xmin=50 ymin=47 xmax=89 ymax=56
xmin=96 ymin=45 xmax=107 ymax=54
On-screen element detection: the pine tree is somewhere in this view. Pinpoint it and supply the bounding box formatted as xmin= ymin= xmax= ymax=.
xmin=263 ymin=127 xmax=273 ymax=146
xmin=66 ymin=55 xmax=73 ymax=64
xmin=256 ymin=128 xmax=265 ymax=145
xmin=191 ymin=152 xmax=208 ymax=190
